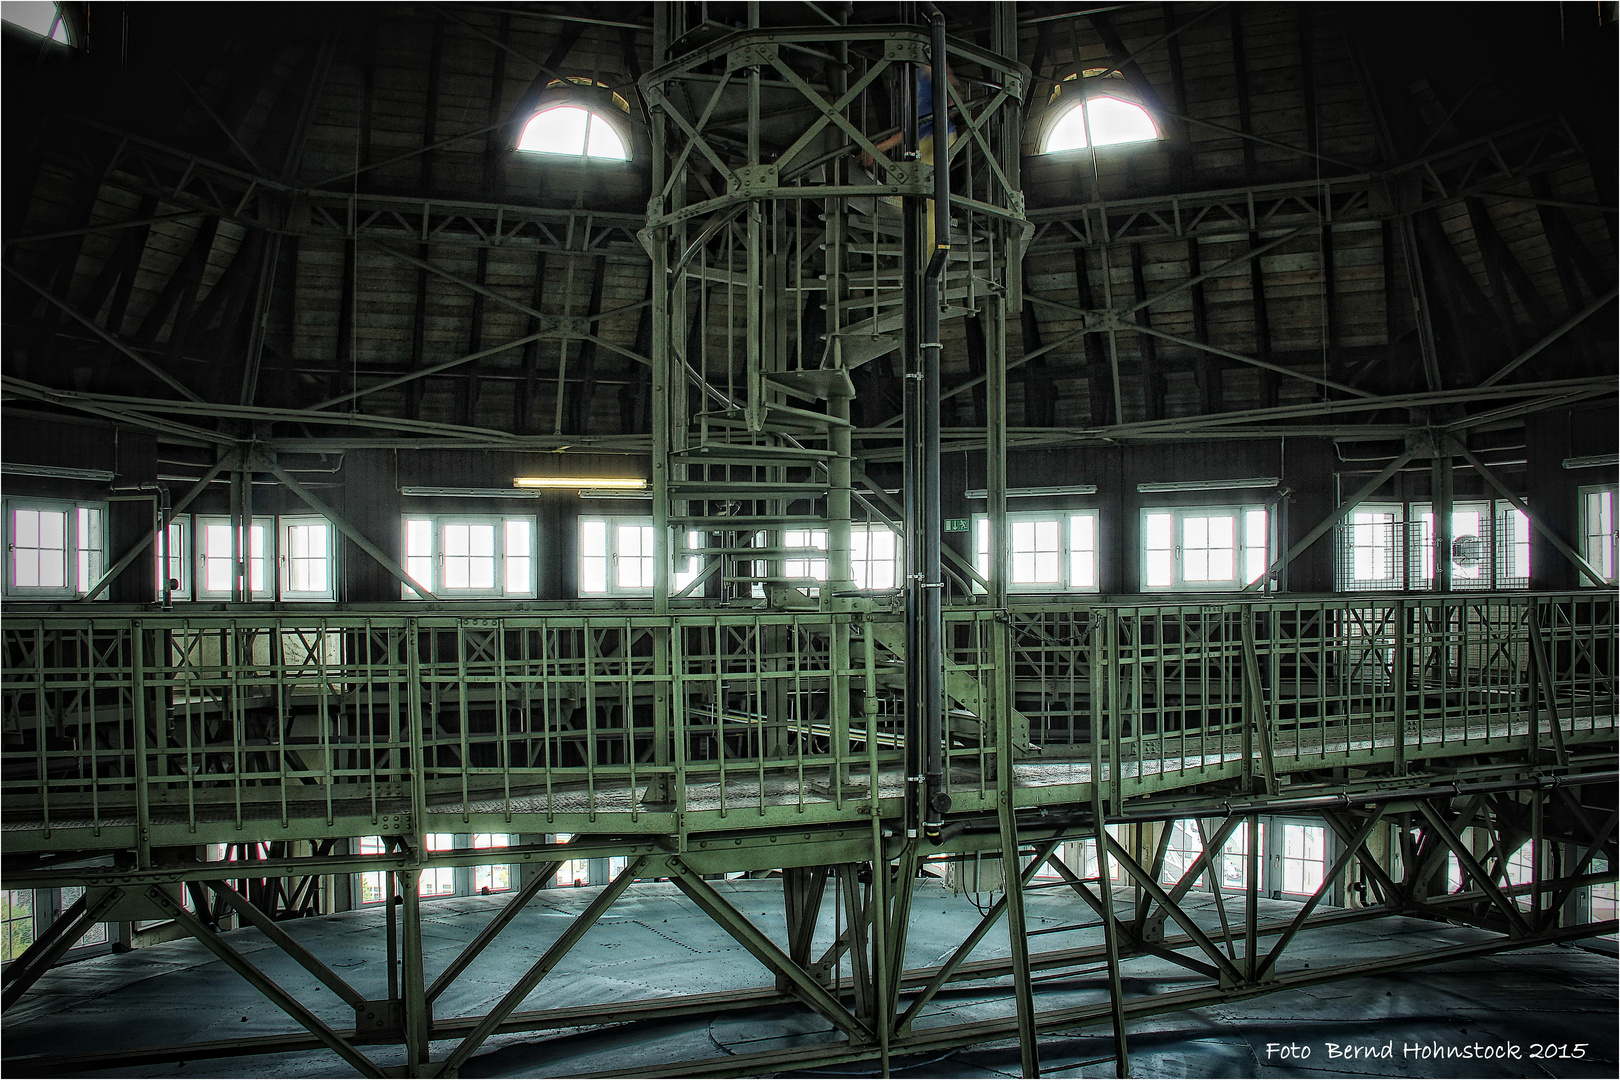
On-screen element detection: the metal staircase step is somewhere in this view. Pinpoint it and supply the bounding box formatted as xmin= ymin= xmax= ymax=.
xmin=669 ymin=515 xmax=834 ymax=529
xmin=669 ymin=481 xmax=830 ymax=498
xmin=831 ymin=281 xmax=976 ymax=313
xmin=763 ymin=369 xmax=857 ymax=401
xmin=672 ymin=445 xmax=834 ymax=464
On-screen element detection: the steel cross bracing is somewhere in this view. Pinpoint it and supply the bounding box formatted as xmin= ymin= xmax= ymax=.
xmin=9 ymin=117 xmax=647 ymax=257
xmin=2 ymin=590 xmax=1616 ymax=1075
xmin=1023 ymin=115 xmax=1593 ymax=251
xmin=2 ymin=771 xmax=1614 ymax=1078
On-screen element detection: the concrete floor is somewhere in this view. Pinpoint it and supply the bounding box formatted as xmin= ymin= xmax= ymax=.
xmin=4 ymin=879 xmax=1615 ymax=1079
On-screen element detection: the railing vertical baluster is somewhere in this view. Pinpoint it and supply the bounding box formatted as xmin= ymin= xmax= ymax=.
xmin=34 ymin=625 xmax=50 ymax=835
xmin=1394 ymin=600 xmax=1408 ymax=774
xmin=497 ymin=619 xmax=511 ymax=820
xmin=131 ymin=620 xmax=151 ymax=868
xmin=623 ymin=619 xmax=637 ymax=821
xmin=406 ymin=619 xmax=426 ymax=839
xmin=584 ymin=626 xmax=599 ymax=820
xmin=456 ymin=625 xmax=470 ymax=820
xmin=89 ymin=625 xmax=103 ymax=833
xmin=752 ymin=617 xmax=765 ymax=816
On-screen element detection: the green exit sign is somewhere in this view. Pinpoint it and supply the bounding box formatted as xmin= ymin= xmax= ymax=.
xmin=944 ymin=518 xmax=970 ymax=533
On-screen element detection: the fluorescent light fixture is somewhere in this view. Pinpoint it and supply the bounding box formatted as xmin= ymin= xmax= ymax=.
xmin=1137 ymin=477 xmax=1280 ymax=493
xmin=401 ymin=486 xmax=544 ymax=498
xmin=965 ymin=484 xmax=1098 ymax=499
xmin=1562 ymin=454 xmax=1618 ymax=470
xmin=513 ymin=476 xmax=647 ymax=490
xmin=1 ymin=462 xmax=116 ymax=483
xmin=580 ymin=488 xmax=653 ymax=500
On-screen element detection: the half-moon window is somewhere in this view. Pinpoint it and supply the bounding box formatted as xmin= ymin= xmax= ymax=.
xmin=518 ymin=106 xmax=629 ymax=160
xmin=516 ymin=78 xmax=632 ymax=161
xmin=3 ymin=1 xmax=71 ymax=44
xmin=1039 ymin=72 xmax=1159 ymax=153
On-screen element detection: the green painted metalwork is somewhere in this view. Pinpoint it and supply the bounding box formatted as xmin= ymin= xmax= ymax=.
xmin=1 ymin=593 xmax=1612 ymax=866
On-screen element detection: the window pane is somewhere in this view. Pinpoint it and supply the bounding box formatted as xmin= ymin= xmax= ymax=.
xmin=1086 ymin=96 xmax=1158 ymax=145
xmin=582 ymin=556 xmax=608 ymax=593
xmin=1245 ymin=510 xmax=1267 ymax=584
xmin=3 ymin=889 xmax=36 ymax=962
xmin=518 ymin=105 xmax=588 ymax=155
xmin=1011 ymin=520 xmax=1035 ymax=554
xmin=407 ymin=556 xmax=434 ymax=593
xmin=505 ymin=520 xmax=532 ymax=595
xmin=1145 ymin=513 xmax=1172 ymax=551
xmin=406 ymin=519 xmax=433 ymax=558
xmin=285 ymin=524 xmax=329 ymax=595
xmin=39 ymin=509 xmax=64 ymax=550
xmin=581 ymin=520 xmax=607 ymax=555
xmin=673 ymin=529 xmax=704 ymax=593
xmin=1184 ymin=516 xmax=1209 ymax=550
xmin=1146 ymin=549 xmax=1172 ymax=588
xmin=584 ymin=114 xmax=629 ymax=160
xmin=205 ymin=524 xmax=232 ymax=592
xmin=1070 ymin=515 xmax=1096 ymax=588
xmin=248 ymin=525 xmax=267 ymax=593
xmin=617 ymin=524 xmax=653 ymax=588
xmin=1282 ymin=823 xmax=1326 ymax=895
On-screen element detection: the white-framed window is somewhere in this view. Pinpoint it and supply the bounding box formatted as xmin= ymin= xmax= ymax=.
xmin=1411 ymin=500 xmax=1530 ymax=590
xmin=751 ymin=528 xmax=830 ymax=598
xmin=1157 ymin=819 xmax=1268 ymax=892
xmin=53 ymin=886 xmax=108 ymax=951
xmin=1337 ymin=503 xmax=1402 ymax=592
xmin=579 ymin=518 xmax=703 ymax=596
xmin=516 ymin=79 xmax=633 ymax=161
xmin=1078 ymin=824 xmax=1126 ymax=885
xmin=419 ymin=833 xmax=457 ymax=897
xmin=1581 ymin=486 xmax=1617 ymax=585
xmin=1141 ymin=506 xmax=1267 ymax=591
xmin=1039 ymin=72 xmax=1160 ymax=153
xmin=353 ymin=833 xmax=517 ymax=905
xmin=782 ymin=528 xmax=829 ymax=584
xmin=280 ymin=517 xmax=335 ymax=600
xmin=402 ymin=515 xmax=536 ymax=598
xmin=2 ymin=888 xmax=34 ymax=962
xmin=156 ymin=518 xmax=191 ymax=600
xmin=195 ymin=515 xmax=273 ymax=599
xmin=4 ymin=498 xmax=105 ymax=598
xmin=473 ymin=834 xmax=514 ymax=894
xmin=1583 ymin=856 xmax=1616 ymax=940
xmin=356 ymin=836 xmax=391 ymax=905
xmin=850 ymin=523 xmax=901 ymax=590
xmin=1279 ymin=821 xmax=1328 ymax=896
xmin=974 ymin=510 xmax=1101 ymax=592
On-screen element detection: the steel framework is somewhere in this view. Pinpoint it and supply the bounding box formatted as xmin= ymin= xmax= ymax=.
xmin=2 ymin=591 xmax=1615 ymax=1076
xmin=3 ymin=9 xmax=1617 ymax=1079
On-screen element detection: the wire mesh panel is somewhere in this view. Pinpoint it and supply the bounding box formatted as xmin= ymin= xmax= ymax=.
xmin=1003 ymin=606 xmax=1097 ymax=750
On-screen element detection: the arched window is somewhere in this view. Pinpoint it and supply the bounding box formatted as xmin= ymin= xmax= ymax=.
xmin=516 ymin=78 xmax=632 ymax=161
xmin=3 ymin=1 xmax=71 ymax=44
xmin=1039 ymin=71 xmax=1159 ymax=153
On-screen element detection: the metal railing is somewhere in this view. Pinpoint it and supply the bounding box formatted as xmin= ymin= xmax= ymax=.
xmin=2 ymin=594 xmax=1612 ymax=854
